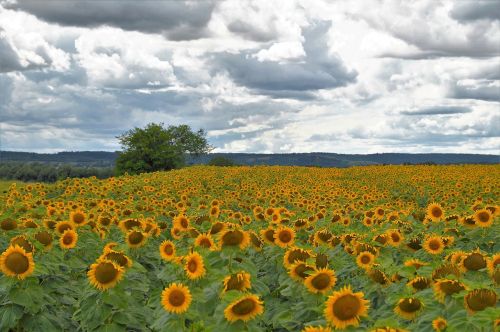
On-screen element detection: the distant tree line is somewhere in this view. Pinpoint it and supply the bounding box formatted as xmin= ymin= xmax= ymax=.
xmin=0 ymin=162 xmax=114 ymax=182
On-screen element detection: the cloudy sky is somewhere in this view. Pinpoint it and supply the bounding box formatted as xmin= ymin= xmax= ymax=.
xmin=0 ymin=0 xmax=499 ymax=154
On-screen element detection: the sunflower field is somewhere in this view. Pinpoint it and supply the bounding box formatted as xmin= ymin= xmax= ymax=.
xmin=0 ymin=165 xmax=498 ymax=332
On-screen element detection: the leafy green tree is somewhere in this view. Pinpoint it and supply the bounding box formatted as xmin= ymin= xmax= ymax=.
xmin=207 ymin=156 xmax=238 ymax=166
xmin=115 ymin=123 xmax=212 ymax=175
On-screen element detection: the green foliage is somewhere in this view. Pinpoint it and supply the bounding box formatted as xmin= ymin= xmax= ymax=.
xmin=207 ymin=156 xmax=238 ymax=167
xmin=115 ymin=123 xmax=211 ymax=175
xmin=0 ymin=162 xmax=114 ymax=183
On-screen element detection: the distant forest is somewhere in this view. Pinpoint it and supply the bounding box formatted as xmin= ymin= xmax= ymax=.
xmin=0 ymin=151 xmax=498 ymax=182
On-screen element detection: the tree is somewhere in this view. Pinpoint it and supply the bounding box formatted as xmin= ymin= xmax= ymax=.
xmin=207 ymin=156 xmax=238 ymax=166
xmin=115 ymin=123 xmax=212 ymax=175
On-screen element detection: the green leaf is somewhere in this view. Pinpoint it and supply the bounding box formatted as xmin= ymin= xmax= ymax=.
xmin=0 ymin=304 xmax=23 ymax=330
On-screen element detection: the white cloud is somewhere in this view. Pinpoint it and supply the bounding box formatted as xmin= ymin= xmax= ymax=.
xmin=0 ymin=0 xmax=498 ymax=154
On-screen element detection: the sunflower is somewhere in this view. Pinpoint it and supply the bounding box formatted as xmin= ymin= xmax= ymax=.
xmin=283 ymin=247 xmax=312 ymax=267
xmin=407 ymin=276 xmax=431 ymax=292
xmin=423 ymin=236 xmax=444 ymax=255
xmin=274 ymin=226 xmax=295 ymax=248
xmin=126 ymin=230 xmax=147 ymax=248
xmin=184 ymin=252 xmax=206 ymax=280
xmin=224 ymin=294 xmax=264 ymax=323
xmin=368 ymin=269 xmax=390 ymax=286
xmin=386 ymin=230 xmax=404 ymax=246
xmin=70 ymin=210 xmax=87 ymax=226
xmin=87 ymin=259 xmax=123 ymax=290
xmin=404 ymin=259 xmax=429 ymax=270
xmin=448 ymin=250 xmax=467 ymax=266
xmin=248 ymin=231 xmax=263 ymax=251
xmin=433 ymin=279 xmax=466 ymax=303
xmin=1 ymin=218 xmax=18 ymax=231
xmin=55 ymin=221 xmax=75 ymax=235
xmin=220 ymin=229 xmax=250 ymax=250
xmin=209 ymin=205 xmax=220 ymax=218
xmin=488 ymin=253 xmax=500 ymax=275
xmin=260 ymin=228 xmax=276 ymax=244
xmin=119 ymin=218 xmax=142 ymax=232
xmin=373 ymin=234 xmax=388 ymax=245
xmin=0 ymin=245 xmax=35 ymax=279
xmin=161 ymin=283 xmax=192 ymax=314
xmin=356 ymin=251 xmax=375 ymax=270
xmin=99 ymin=250 xmax=132 ymax=268
xmin=173 ymin=214 xmax=190 ymax=230
xmin=432 ymin=264 xmax=461 ymax=280
xmin=394 ymin=297 xmax=424 ymax=320
xmin=209 ymin=221 xmax=226 ymax=235
xmin=432 ymin=317 xmax=447 ymax=331
xmin=461 ymin=251 xmax=487 ymax=271
xmin=289 ymin=262 xmax=315 ymax=281
xmin=302 ymin=326 xmax=332 ymax=332
xmin=304 ymin=268 xmax=337 ymax=294
xmin=324 ymin=285 xmax=369 ymax=329
xmin=473 ymin=209 xmax=493 ymax=227
xmin=34 ymin=230 xmax=53 ymax=249
xmin=103 ymin=242 xmax=119 ymax=252
xmin=10 ymin=235 xmax=34 ymax=253
xmin=464 ymin=289 xmax=497 ymax=314
xmin=194 ymin=233 xmax=215 ymax=250
xmin=60 ymin=229 xmax=78 ymax=249
xmin=223 ymin=271 xmax=251 ymax=292
xmin=426 ymin=203 xmax=444 ymax=222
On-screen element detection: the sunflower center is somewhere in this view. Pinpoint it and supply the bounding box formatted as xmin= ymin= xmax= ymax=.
xmin=294 ymin=264 xmax=314 ymax=279
xmin=311 ymin=273 xmax=332 ymax=290
xmin=5 ymin=252 xmax=29 ymax=274
xmin=163 ymin=245 xmax=174 ymax=255
xmin=35 ymin=231 xmax=52 ymax=245
xmin=199 ymin=238 xmax=212 ymax=248
xmin=360 ymin=255 xmax=371 ymax=264
xmin=431 ymin=207 xmax=443 ymax=218
xmin=264 ymin=230 xmax=275 ymax=242
xmin=398 ymin=298 xmax=422 ymax=313
xmin=94 ymin=262 xmax=119 ymax=284
xmin=187 ymin=260 xmax=198 ymax=272
xmin=222 ymin=231 xmax=243 ymax=246
xmin=58 ymin=223 xmax=72 ymax=233
xmin=231 ymin=298 xmax=256 ymax=315
xmin=428 ymin=239 xmax=441 ymax=251
xmin=391 ymin=233 xmax=400 ymax=242
xmin=226 ymin=275 xmax=244 ymax=290
xmin=62 ymin=233 xmax=74 ymax=245
xmin=73 ymin=213 xmax=85 ymax=224
xmin=128 ymin=232 xmax=144 ymax=244
xmin=100 ymin=217 xmax=111 ymax=226
xmin=332 ymin=294 xmax=361 ymax=320
xmin=180 ymin=218 xmax=189 ymax=229
xmin=1 ymin=219 xmax=17 ymax=230
xmin=438 ymin=280 xmax=465 ymax=295
xmin=463 ymin=253 xmax=486 ymax=270
xmin=168 ymin=289 xmax=186 ymax=307
xmin=466 ymin=290 xmax=497 ymax=311
xmin=278 ymin=231 xmax=292 ymax=243
xmin=477 ymin=211 xmax=490 ymax=223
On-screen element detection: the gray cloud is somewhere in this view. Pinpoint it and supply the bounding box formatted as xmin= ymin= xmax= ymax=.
xmin=449 ymin=79 xmax=500 ymax=102
xmin=450 ymin=1 xmax=500 ymax=22
xmin=214 ymin=21 xmax=356 ymax=99
xmin=227 ymin=20 xmax=277 ymax=42
xmin=5 ymin=0 xmax=215 ymax=40
xmin=0 ymin=32 xmax=22 ymax=72
xmin=401 ymin=106 xmax=472 ymax=116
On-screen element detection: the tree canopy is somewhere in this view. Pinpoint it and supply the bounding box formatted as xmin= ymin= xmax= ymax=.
xmin=115 ymin=123 xmax=212 ymax=175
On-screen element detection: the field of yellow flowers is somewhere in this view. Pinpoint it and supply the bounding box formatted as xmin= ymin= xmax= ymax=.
xmin=0 ymin=165 xmax=498 ymax=331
